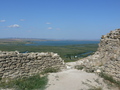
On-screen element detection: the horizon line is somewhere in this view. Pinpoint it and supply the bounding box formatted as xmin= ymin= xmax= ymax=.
xmin=0 ymin=37 xmax=100 ymax=41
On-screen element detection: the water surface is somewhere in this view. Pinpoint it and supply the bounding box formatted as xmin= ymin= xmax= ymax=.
xmin=26 ymin=40 xmax=100 ymax=46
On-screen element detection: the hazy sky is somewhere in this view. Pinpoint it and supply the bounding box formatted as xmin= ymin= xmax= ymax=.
xmin=0 ymin=0 xmax=120 ymax=40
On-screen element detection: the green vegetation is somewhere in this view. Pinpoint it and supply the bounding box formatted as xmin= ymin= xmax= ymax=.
xmin=99 ymin=72 xmax=120 ymax=88
xmin=0 ymin=42 xmax=98 ymax=62
xmin=88 ymin=87 xmax=102 ymax=90
xmin=0 ymin=39 xmax=31 ymax=45
xmin=0 ymin=67 xmax=61 ymax=90
xmin=0 ymin=39 xmax=98 ymax=62
xmin=82 ymin=81 xmax=102 ymax=90
xmin=75 ymin=65 xmax=84 ymax=70
xmin=42 ymin=67 xmax=60 ymax=74
xmin=0 ymin=67 xmax=60 ymax=90
xmin=0 ymin=74 xmax=48 ymax=90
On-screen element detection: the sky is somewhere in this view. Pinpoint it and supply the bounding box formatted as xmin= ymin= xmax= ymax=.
xmin=0 ymin=0 xmax=120 ymax=40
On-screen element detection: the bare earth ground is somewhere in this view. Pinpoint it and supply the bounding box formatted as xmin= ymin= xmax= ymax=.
xmin=45 ymin=63 xmax=119 ymax=90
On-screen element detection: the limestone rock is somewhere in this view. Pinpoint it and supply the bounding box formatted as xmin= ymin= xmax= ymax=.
xmin=77 ymin=29 xmax=120 ymax=81
xmin=0 ymin=51 xmax=65 ymax=81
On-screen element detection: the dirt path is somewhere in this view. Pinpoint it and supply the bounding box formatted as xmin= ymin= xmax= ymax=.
xmin=45 ymin=63 xmax=119 ymax=90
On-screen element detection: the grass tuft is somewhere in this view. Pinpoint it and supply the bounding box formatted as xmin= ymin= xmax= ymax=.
xmin=0 ymin=74 xmax=48 ymax=90
xmin=75 ymin=65 xmax=84 ymax=70
xmin=43 ymin=67 xmax=60 ymax=73
xmin=88 ymin=87 xmax=102 ymax=90
xmin=99 ymin=72 xmax=120 ymax=88
xmin=0 ymin=67 xmax=60 ymax=90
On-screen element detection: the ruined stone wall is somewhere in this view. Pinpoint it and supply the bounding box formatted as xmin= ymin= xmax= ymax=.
xmin=75 ymin=29 xmax=120 ymax=81
xmin=0 ymin=51 xmax=65 ymax=80
xmin=98 ymin=29 xmax=120 ymax=81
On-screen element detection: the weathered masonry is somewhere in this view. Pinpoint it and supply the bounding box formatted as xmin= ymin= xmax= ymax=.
xmin=75 ymin=29 xmax=120 ymax=81
xmin=0 ymin=51 xmax=65 ymax=80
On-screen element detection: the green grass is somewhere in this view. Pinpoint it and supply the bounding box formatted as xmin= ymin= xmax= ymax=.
xmin=88 ymin=87 xmax=102 ymax=90
xmin=99 ymin=72 xmax=120 ymax=88
xmin=0 ymin=67 xmax=61 ymax=90
xmin=82 ymin=81 xmax=102 ymax=90
xmin=0 ymin=74 xmax=48 ymax=90
xmin=0 ymin=44 xmax=98 ymax=62
xmin=0 ymin=67 xmax=60 ymax=90
xmin=42 ymin=67 xmax=60 ymax=73
xmin=74 ymin=65 xmax=84 ymax=70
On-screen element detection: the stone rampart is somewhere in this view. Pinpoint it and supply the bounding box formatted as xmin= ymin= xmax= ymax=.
xmin=75 ymin=29 xmax=120 ymax=81
xmin=98 ymin=29 xmax=120 ymax=81
xmin=0 ymin=51 xmax=65 ymax=80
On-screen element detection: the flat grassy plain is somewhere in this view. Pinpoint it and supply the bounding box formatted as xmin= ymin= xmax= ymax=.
xmin=0 ymin=39 xmax=98 ymax=62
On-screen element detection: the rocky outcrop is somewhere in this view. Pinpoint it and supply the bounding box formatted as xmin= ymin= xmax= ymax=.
xmin=73 ymin=29 xmax=120 ymax=81
xmin=0 ymin=51 xmax=65 ymax=81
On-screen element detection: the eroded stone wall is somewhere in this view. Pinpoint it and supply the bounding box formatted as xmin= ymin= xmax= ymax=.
xmin=75 ymin=29 xmax=120 ymax=81
xmin=98 ymin=29 xmax=120 ymax=81
xmin=0 ymin=51 xmax=65 ymax=80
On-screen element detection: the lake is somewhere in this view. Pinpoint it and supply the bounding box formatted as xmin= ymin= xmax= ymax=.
xmin=26 ymin=40 xmax=100 ymax=46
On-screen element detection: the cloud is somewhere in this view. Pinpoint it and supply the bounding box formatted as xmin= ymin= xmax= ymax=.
xmin=48 ymin=27 xmax=52 ymax=30
xmin=0 ymin=20 xmax=6 ymax=22
xmin=20 ymin=19 xmax=25 ymax=21
xmin=46 ymin=22 xmax=51 ymax=24
xmin=8 ymin=24 xmax=20 ymax=28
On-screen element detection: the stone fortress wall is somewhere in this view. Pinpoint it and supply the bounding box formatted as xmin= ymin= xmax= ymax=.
xmin=75 ymin=29 xmax=120 ymax=81
xmin=98 ymin=29 xmax=120 ymax=81
xmin=0 ymin=51 xmax=65 ymax=80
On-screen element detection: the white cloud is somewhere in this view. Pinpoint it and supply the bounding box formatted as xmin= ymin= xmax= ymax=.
xmin=20 ymin=19 xmax=25 ymax=21
xmin=8 ymin=24 xmax=20 ymax=28
xmin=46 ymin=22 xmax=51 ymax=24
xmin=48 ymin=27 xmax=52 ymax=30
xmin=0 ymin=20 xmax=6 ymax=22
